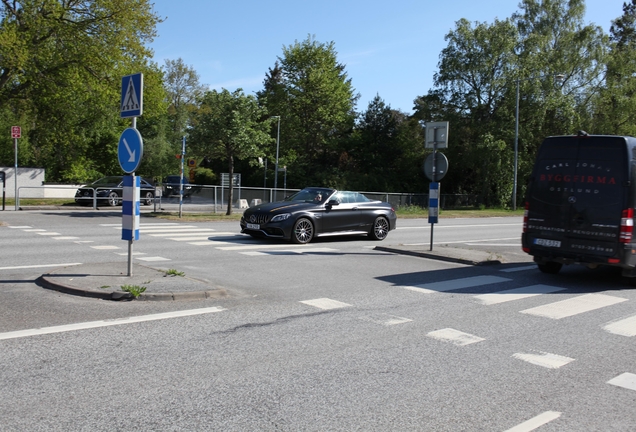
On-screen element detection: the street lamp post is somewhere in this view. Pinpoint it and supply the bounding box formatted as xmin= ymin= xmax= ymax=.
xmin=272 ymin=116 xmax=281 ymax=201
xmin=513 ymin=73 xmax=564 ymax=210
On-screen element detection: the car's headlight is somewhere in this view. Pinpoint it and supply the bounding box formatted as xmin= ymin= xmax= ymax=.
xmin=271 ymin=213 xmax=291 ymax=222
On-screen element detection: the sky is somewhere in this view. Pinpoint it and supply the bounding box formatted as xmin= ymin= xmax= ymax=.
xmin=149 ymin=0 xmax=628 ymax=115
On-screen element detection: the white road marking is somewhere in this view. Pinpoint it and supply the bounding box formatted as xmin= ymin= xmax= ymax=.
xmin=53 ymin=236 xmax=80 ymax=240
xmin=241 ymin=248 xmax=337 ymax=256
xmin=0 ymin=307 xmax=226 ymax=341
xmin=7 ymin=226 xmax=32 ymax=229
xmin=474 ymin=285 xmax=565 ymax=305
xmin=138 ymin=228 xmax=208 ymax=233
xmin=427 ymin=328 xmax=484 ymax=346
xmin=218 ymin=244 xmax=312 ymax=251
xmin=115 ymin=252 xmax=146 ymax=256
xmin=136 ymin=256 xmax=171 ymax=262
xmin=149 ymin=231 xmax=225 ymax=237
xmin=0 ymin=263 xmax=82 ymax=271
xmin=607 ymin=373 xmax=636 ymax=391
xmin=397 ymin=224 xmax=520 ymax=230
xmin=500 ymin=265 xmax=537 ymax=273
xmin=191 ymin=241 xmax=231 ymax=245
xmin=504 ymin=411 xmax=562 ymax=432
xmin=359 ymin=314 xmax=413 ymax=326
xmin=74 ymin=240 xmax=94 ymax=244
xmin=465 ymin=243 xmax=520 ymax=246
xmin=512 ymin=351 xmax=575 ymax=369
xmin=167 ymin=236 xmax=217 ymax=241
xmin=90 ymin=245 xmax=120 ymax=250
xmin=300 ymin=298 xmax=351 ymax=310
xmin=23 ymin=229 xmax=46 ymax=232
xmin=603 ymin=315 xmax=636 ymax=337
xmin=36 ymin=232 xmax=60 ymax=236
xmin=403 ymin=237 xmax=519 ymax=246
xmin=402 ymin=275 xmax=511 ymax=293
xmin=521 ymin=293 xmax=628 ymax=319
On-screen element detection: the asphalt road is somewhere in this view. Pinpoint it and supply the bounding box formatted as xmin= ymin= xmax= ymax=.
xmin=1 ymin=210 xmax=635 ymax=431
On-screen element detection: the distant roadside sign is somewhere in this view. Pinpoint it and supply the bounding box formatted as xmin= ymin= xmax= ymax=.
xmin=120 ymin=73 xmax=143 ymax=118
xmin=11 ymin=126 xmax=21 ymax=138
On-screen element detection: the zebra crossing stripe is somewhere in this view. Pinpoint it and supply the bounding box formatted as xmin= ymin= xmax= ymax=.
xmin=504 ymin=411 xmax=562 ymax=432
xmin=300 ymin=298 xmax=351 ymax=310
xmin=512 ymin=351 xmax=575 ymax=369
xmin=403 ymin=275 xmax=511 ymax=293
xmin=607 ymin=373 xmax=636 ymax=392
xmin=520 ymin=293 xmax=628 ymax=319
xmin=474 ymin=285 xmax=565 ymax=305
xmin=603 ymin=314 xmax=636 ymax=337
xmin=427 ymin=328 xmax=485 ymax=346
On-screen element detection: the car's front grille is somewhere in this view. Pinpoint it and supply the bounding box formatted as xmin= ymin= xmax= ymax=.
xmin=248 ymin=213 xmax=270 ymax=225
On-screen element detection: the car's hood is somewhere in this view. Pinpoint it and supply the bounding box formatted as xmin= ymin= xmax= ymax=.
xmin=247 ymin=201 xmax=318 ymax=214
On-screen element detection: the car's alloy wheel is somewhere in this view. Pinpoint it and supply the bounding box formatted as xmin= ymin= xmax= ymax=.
xmin=292 ymin=218 xmax=314 ymax=244
xmin=143 ymin=191 xmax=154 ymax=206
xmin=370 ymin=216 xmax=389 ymax=240
xmin=107 ymin=191 xmax=120 ymax=207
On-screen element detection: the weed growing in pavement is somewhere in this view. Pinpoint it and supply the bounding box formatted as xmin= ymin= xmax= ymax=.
xmin=165 ymin=269 xmax=185 ymax=277
xmin=100 ymin=285 xmax=110 ymax=289
xmin=121 ymin=285 xmax=146 ymax=298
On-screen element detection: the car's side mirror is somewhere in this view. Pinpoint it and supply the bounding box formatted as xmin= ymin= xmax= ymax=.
xmin=327 ymin=199 xmax=339 ymax=206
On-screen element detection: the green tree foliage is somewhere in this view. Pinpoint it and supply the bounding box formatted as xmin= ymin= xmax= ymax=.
xmin=591 ymin=0 xmax=636 ymax=135
xmin=190 ymin=88 xmax=272 ymax=214
xmin=0 ymin=0 xmax=163 ymax=182
xmin=414 ymin=0 xmax=607 ymax=207
xmin=259 ymin=35 xmax=358 ymax=187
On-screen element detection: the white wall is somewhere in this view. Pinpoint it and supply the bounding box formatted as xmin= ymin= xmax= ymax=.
xmin=0 ymin=167 xmax=45 ymax=198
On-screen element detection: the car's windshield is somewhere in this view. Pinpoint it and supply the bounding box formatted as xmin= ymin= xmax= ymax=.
xmin=92 ymin=177 xmax=121 ymax=185
xmin=285 ymin=189 xmax=334 ymax=203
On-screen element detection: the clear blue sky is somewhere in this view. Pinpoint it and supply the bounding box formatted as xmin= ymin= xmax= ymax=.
xmin=149 ymin=0 xmax=626 ymax=114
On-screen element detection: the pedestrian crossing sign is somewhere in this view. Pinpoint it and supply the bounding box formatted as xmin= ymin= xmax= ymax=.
xmin=120 ymin=73 xmax=143 ymax=118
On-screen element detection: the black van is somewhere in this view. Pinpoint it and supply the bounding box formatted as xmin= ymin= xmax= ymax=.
xmin=522 ymin=132 xmax=636 ymax=284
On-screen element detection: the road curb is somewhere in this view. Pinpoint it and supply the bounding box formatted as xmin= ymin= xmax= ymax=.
xmin=374 ymin=246 xmax=502 ymax=266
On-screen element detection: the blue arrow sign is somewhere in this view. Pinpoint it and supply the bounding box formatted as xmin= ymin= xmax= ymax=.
xmin=118 ymin=128 xmax=143 ymax=173
xmin=120 ymin=73 xmax=143 ymax=118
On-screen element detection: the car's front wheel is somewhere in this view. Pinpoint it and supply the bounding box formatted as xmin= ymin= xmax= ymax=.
xmin=142 ymin=191 xmax=154 ymax=206
xmin=107 ymin=191 xmax=120 ymax=207
xmin=369 ymin=216 xmax=390 ymax=240
xmin=292 ymin=218 xmax=314 ymax=244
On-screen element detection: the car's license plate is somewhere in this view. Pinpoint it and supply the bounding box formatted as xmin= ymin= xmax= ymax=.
xmin=534 ymin=238 xmax=561 ymax=247
xmin=247 ymin=223 xmax=259 ymax=229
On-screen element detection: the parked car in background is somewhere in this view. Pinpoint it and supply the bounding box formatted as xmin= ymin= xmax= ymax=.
xmin=75 ymin=176 xmax=156 ymax=207
xmin=162 ymin=175 xmax=192 ymax=198
xmin=240 ymin=187 xmax=397 ymax=244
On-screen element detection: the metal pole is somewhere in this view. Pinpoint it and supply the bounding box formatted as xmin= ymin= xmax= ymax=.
xmin=14 ymin=137 xmax=18 ymax=211
xmin=513 ymin=78 xmax=520 ymax=211
xmin=179 ymin=136 xmax=185 ymax=218
xmin=273 ymin=116 xmax=280 ymax=201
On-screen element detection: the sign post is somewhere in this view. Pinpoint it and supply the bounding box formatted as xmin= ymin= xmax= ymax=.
xmin=424 ymin=122 xmax=449 ymax=251
xmin=0 ymin=171 xmax=5 ymax=211
xmin=119 ymin=73 xmax=143 ymax=276
xmin=11 ymin=126 xmax=20 ymax=210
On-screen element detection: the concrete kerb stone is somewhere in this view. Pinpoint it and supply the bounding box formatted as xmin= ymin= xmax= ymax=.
xmin=37 ymin=263 xmax=228 ymax=302
xmin=374 ymin=245 xmax=503 ymax=266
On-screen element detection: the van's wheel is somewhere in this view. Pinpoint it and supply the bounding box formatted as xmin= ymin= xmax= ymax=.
xmin=292 ymin=218 xmax=314 ymax=244
xmin=538 ymin=261 xmax=562 ymax=274
xmin=369 ymin=216 xmax=389 ymax=240
xmin=627 ymin=277 xmax=636 ymax=287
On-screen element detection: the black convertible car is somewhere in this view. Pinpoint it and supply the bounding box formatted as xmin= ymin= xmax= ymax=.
xmin=240 ymin=187 xmax=397 ymax=244
xmin=75 ymin=176 xmax=156 ymax=207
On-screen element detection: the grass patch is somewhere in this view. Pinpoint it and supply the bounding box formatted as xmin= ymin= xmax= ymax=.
xmin=121 ymin=284 xmax=146 ymax=298
xmin=164 ymin=269 xmax=185 ymax=277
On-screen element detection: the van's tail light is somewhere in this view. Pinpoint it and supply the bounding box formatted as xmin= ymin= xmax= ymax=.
xmin=620 ymin=208 xmax=634 ymax=243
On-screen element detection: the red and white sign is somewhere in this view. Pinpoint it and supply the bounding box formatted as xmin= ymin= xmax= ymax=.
xmin=11 ymin=126 xmax=21 ymax=139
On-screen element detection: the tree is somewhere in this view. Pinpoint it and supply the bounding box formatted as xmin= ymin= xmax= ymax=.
xmin=190 ymin=88 xmax=273 ymax=215
xmin=0 ymin=0 xmax=163 ymax=181
xmin=591 ymin=0 xmax=636 ymax=135
xmin=163 ymin=58 xmax=207 ymax=144
xmin=259 ymin=35 xmax=358 ymax=187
